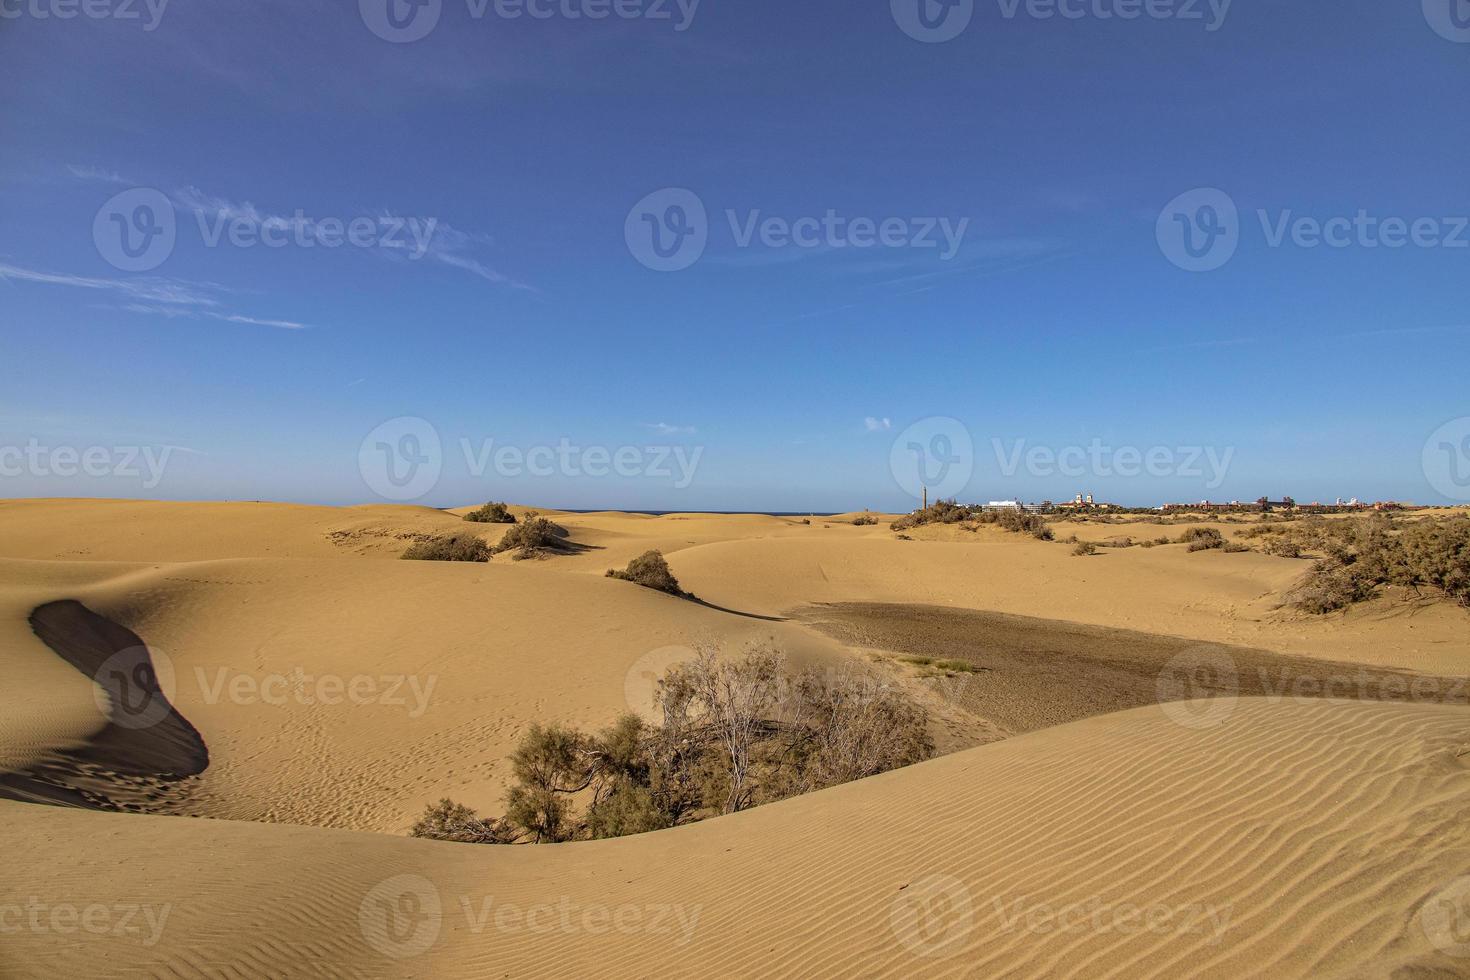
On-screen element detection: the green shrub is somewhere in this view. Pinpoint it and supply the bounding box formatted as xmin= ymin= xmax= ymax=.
xmin=465 ymin=501 xmax=516 ymax=524
xmin=401 ymin=534 xmax=491 ymax=562
xmin=606 ymin=550 xmax=686 ymax=595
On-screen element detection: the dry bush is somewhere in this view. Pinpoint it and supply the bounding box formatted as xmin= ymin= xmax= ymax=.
xmin=401 ymin=534 xmax=492 ymax=562
xmin=1180 ymin=527 xmax=1225 ymax=552
xmin=659 ymin=643 xmax=786 ymax=814
xmin=852 ymin=513 xmax=879 ymax=526
xmin=492 ymin=511 xmax=569 ymax=559
xmin=606 ymin=550 xmax=686 ymax=596
xmin=975 ymin=508 xmax=1054 ymax=540
xmin=890 ymin=499 xmax=975 ymax=531
xmin=1288 ymin=514 xmax=1469 ymax=612
xmin=1263 ymin=537 xmax=1303 ymax=558
xmin=465 ymin=501 xmax=516 ymax=524
xmin=893 ymin=501 xmax=1053 ymax=540
xmin=775 ymin=668 xmax=932 ymax=796
xmin=421 ymin=642 xmax=934 ymax=843
xmin=410 ymin=799 xmax=514 ymax=843
xmin=1072 ymin=541 xmax=1098 ymax=556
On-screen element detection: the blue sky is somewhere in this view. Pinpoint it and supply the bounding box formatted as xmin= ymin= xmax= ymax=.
xmin=1 ymin=0 xmax=1467 ymax=511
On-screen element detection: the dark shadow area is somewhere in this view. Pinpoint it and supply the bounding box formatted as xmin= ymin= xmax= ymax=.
xmin=0 ymin=600 xmax=208 ymax=812
xmin=686 ymin=597 xmax=787 ymax=623
xmin=796 ymin=602 xmax=1469 ymax=736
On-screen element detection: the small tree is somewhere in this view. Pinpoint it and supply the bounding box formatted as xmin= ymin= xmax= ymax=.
xmin=503 ymin=724 xmax=595 ymax=842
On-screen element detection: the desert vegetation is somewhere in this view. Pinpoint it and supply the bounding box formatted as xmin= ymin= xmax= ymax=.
xmin=891 ymin=499 xmax=1053 ymax=540
xmin=606 ymin=550 xmax=687 ymax=596
xmin=412 ymin=642 xmax=933 ymax=844
xmin=491 ymin=512 xmax=570 ymax=560
xmin=401 ymin=533 xmax=492 ymax=562
xmin=464 ymin=501 xmax=516 ymax=524
xmin=1179 ymin=527 xmax=1225 ymax=552
xmin=851 ymin=512 xmax=879 ymax=526
xmin=1278 ymin=514 xmax=1470 ymax=613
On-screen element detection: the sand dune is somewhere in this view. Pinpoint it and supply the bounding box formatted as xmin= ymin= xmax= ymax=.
xmin=1 ymin=499 xmax=1466 ymax=977
xmin=2 ymin=699 xmax=1467 ymax=978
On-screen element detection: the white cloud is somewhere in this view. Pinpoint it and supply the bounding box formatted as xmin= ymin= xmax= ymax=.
xmin=864 ymin=417 xmax=892 ymax=432
xmin=67 ymin=166 xmax=531 ymax=290
xmin=0 ymin=262 xmax=307 ymax=330
xmin=66 ymin=164 xmax=132 ymax=185
xmin=644 ymin=422 xmax=696 ymax=436
xmin=169 ymin=186 xmax=533 ymax=290
xmin=0 ymin=262 xmax=219 ymax=307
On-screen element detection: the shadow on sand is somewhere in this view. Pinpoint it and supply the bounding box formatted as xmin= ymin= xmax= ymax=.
xmin=0 ymin=600 xmax=208 ymax=812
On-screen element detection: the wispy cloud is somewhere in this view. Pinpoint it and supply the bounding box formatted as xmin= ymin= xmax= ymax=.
xmin=118 ymin=303 xmax=308 ymax=330
xmin=644 ymin=422 xmax=697 ymax=436
xmin=0 ymin=262 xmax=308 ymax=330
xmin=864 ymin=417 xmax=892 ymax=432
xmin=66 ymin=163 xmax=133 ymax=185
xmin=0 ymin=262 xmax=220 ymax=307
xmin=168 ymin=184 xmax=533 ymax=290
xmin=117 ymin=305 xmax=308 ymax=330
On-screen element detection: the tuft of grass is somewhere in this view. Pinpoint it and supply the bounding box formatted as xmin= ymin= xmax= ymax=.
xmin=934 ymin=659 xmax=977 ymax=673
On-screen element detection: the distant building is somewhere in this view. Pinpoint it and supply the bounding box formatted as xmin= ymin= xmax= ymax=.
xmin=1057 ymin=492 xmax=1111 ymax=510
xmin=985 ymin=500 xmax=1022 ymax=511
